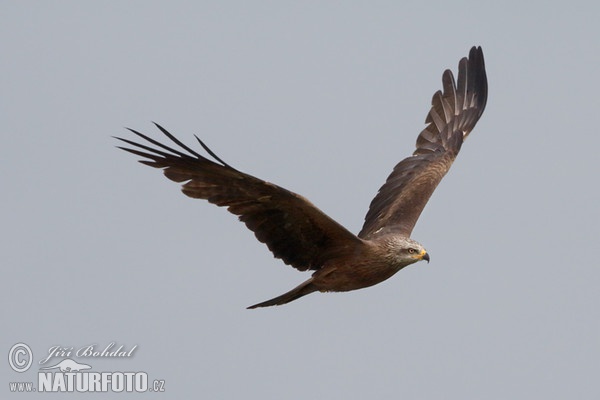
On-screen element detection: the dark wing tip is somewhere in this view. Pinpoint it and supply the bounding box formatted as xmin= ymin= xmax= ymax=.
xmin=417 ymin=45 xmax=487 ymax=154
xmin=194 ymin=135 xmax=235 ymax=170
xmin=115 ymin=123 xmax=234 ymax=170
xmin=467 ymin=46 xmax=488 ymax=115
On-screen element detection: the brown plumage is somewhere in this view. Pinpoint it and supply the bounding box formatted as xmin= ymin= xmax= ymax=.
xmin=116 ymin=46 xmax=487 ymax=309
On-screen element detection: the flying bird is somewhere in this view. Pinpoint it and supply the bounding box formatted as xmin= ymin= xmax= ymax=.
xmin=116 ymin=46 xmax=487 ymax=309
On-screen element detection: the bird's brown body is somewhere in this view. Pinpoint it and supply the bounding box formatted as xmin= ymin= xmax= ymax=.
xmin=248 ymin=234 xmax=429 ymax=308
xmin=116 ymin=46 xmax=487 ymax=308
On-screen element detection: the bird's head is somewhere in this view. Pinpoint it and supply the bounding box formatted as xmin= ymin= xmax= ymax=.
xmin=383 ymin=236 xmax=430 ymax=267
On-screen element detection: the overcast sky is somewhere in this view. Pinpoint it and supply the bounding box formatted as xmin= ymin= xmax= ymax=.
xmin=3 ymin=1 xmax=599 ymax=399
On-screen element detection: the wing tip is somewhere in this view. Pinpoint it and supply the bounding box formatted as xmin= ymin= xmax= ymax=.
xmin=115 ymin=123 xmax=238 ymax=169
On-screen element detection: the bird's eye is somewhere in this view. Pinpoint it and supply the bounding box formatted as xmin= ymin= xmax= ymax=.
xmin=408 ymin=248 xmax=416 ymax=254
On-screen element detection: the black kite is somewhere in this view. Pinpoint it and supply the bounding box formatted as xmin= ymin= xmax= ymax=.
xmin=116 ymin=46 xmax=487 ymax=308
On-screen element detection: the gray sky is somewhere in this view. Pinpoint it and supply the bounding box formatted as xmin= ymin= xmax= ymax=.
xmin=3 ymin=1 xmax=599 ymax=399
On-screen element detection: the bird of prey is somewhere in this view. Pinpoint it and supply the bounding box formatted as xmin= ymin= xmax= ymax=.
xmin=116 ymin=46 xmax=487 ymax=309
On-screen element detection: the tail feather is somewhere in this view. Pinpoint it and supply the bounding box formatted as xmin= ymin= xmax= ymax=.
xmin=247 ymin=278 xmax=317 ymax=309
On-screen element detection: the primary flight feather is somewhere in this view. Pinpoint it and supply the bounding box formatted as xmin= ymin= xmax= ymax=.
xmin=116 ymin=46 xmax=487 ymax=309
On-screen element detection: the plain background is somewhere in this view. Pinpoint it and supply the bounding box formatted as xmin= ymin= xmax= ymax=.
xmin=2 ymin=1 xmax=599 ymax=398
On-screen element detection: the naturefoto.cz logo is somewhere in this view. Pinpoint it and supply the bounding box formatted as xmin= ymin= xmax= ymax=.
xmin=8 ymin=342 xmax=165 ymax=393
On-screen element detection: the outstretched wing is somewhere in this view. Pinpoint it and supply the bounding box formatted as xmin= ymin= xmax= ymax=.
xmin=359 ymin=46 xmax=487 ymax=239
xmin=116 ymin=123 xmax=362 ymax=271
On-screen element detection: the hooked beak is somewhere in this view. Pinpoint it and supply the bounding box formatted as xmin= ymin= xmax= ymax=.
xmin=420 ymin=250 xmax=430 ymax=263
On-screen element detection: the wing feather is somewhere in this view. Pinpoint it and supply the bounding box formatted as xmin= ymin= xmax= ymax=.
xmin=359 ymin=46 xmax=487 ymax=239
xmin=116 ymin=123 xmax=362 ymax=271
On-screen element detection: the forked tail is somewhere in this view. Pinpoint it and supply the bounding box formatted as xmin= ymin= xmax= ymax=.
xmin=247 ymin=278 xmax=317 ymax=309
